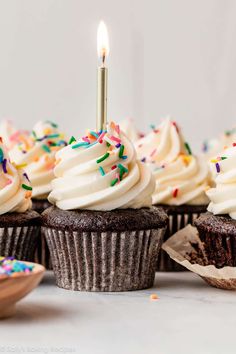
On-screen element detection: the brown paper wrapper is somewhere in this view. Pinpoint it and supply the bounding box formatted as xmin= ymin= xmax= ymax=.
xmin=162 ymin=225 xmax=236 ymax=290
xmin=0 ymin=225 xmax=40 ymax=262
xmin=44 ymin=227 xmax=165 ymax=292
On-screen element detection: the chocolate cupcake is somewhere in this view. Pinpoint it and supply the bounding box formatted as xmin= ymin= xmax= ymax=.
xmin=0 ymin=140 xmax=40 ymax=261
xmin=9 ymin=120 xmax=67 ymax=268
xmin=195 ymin=145 xmax=236 ymax=268
xmin=135 ymin=118 xmax=210 ymax=271
xmin=42 ymin=121 xmax=168 ymax=291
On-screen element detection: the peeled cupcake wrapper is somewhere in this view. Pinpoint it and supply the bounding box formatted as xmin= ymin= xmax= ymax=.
xmin=0 ymin=225 xmax=39 ymax=262
xmin=157 ymin=208 xmax=206 ymax=271
xmin=43 ymin=227 xmax=166 ymax=292
xmin=162 ymin=224 xmax=236 ymax=290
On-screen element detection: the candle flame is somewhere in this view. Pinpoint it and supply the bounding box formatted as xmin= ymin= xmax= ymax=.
xmin=97 ymin=21 xmax=109 ymax=64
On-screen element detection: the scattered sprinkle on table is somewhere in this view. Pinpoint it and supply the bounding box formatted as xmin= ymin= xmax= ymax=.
xmin=150 ymin=294 xmax=159 ymax=300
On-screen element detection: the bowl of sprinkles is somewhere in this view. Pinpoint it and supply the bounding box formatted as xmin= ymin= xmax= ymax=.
xmin=0 ymin=257 xmax=45 ymax=318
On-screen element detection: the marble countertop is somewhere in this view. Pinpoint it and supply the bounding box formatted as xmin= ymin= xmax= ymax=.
xmin=1 ymin=271 xmax=236 ymax=354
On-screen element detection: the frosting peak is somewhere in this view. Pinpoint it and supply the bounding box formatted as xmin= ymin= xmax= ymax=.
xmin=9 ymin=120 xmax=67 ymax=199
xmin=203 ymin=126 xmax=236 ymax=159
xmin=136 ymin=118 xmax=210 ymax=206
xmin=207 ymin=146 xmax=236 ymax=219
xmin=48 ymin=122 xmax=155 ymax=211
xmin=0 ymin=120 xmax=30 ymax=150
xmin=119 ymin=119 xmax=141 ymax=142
xmin=0 ymin=139 xmax=32 ymax=215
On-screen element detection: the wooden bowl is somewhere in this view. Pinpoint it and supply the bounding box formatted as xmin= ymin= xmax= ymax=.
xmin=0 ymin=261 xmax=45 ymax=319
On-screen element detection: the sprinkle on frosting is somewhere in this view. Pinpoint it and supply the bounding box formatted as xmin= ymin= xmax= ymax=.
xmin=97 ymin=152 xmax=110 ymax=163
xmin=173 ymin=188 xmax=178 ymax=198
xmin=99 ymin=166 xmax=105 ymax=176
xmin=69 ymin=136 xmax=76 ymax=145
xmin=184 ymin=142 xmax=192 ymax=155
xmin=72 ymin=142 xmax=90 ymax=149
xmin=215 ymin=162 xmax=220 ymax=173
xmin=22 ymin=183 xmax=33 ymax=191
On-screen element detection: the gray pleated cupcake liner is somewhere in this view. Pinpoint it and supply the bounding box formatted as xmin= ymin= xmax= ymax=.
xmin=158 ymin=212 xmax=201 ymax=271
xmin=43 ymin=227 xmax=166 ymax=292
xmin=0 ymin=225 xmax=40 ymax=262
xmin=34 ymin=230 xmax=52 ymax=269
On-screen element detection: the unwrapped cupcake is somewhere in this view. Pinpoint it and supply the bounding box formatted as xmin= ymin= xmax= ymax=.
xmin=42 ymin=121 xmax=168 ymax=291
xmin=135 ymin=117 xmax=211 ymax=271
xmin=0 ymin=138 xmax=40 ymax=261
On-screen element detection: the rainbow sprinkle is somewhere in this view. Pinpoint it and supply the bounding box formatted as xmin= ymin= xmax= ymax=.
xmin=72 ymin=142 xmax=90 ymax=149
xmin=111 ymin=178 xmax=119 ymax=187
xmin=97 ymin=152 xmax=110 ymax=164
xmin=22 ymin=184 xmax=32 ymax=191
xmin=215 ymin=163 xmax=220 ymax=173
xmin=173 ymin=188 xmax=178 ymax=198
xmin=184 ymin=142 xmax=192 ymax=155
xmin=0 ymin=148 xmax=3 ymax=163
xmin=0 ymin=257 xmax=34 ymax=277
xmin=99 ymin=166 xmax=105 ymax=176
xmin=119 ymin=145 xmax=125 ymax=158
xmin=69 ymin=136 xmax=76 ymax=144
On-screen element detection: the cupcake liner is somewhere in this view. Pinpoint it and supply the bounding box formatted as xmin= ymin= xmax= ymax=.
xmin=34 ymin=231 xmax=52 ymax=269
xmin=43 ymin=227 xmax=165 ymax=292
xmin=32 ymin=199 xmax=52 ymax=270
xmin=162 ymin=225 xmax=236 ymax=290
xmin=158 ymin=211 xmax=202 ymax=272
xmin=0 ymin=225 xmax=40 ymax=262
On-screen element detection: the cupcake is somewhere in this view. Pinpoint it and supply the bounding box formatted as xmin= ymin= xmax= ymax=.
xmin=42 ymin=121 xmax=168 ymax=291
xmin=0 ymin=138 xmax=40 ymax=261
xmin=9 ymin=120 xmax=67 ymax=267
xmin=135 ymin=117 xmax=210 ymax=271
xmin=195 ymin=145 xmax=236 ymax=268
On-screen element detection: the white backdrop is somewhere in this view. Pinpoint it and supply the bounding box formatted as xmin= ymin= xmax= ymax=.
xmin=0 ymin=0 xmax=235 ymax=151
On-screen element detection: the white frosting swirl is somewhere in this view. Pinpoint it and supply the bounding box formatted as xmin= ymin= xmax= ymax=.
xmin=48 ymin=122 xmax=155 ymax=211
xmin=207 ymin=146 xmax=236 ymax=219
xmin=135 ymin=118 xmax=210 ymax=205
xmin=119 ymin=119 xmax=140 ymax=142
xmin=0 ymin=140 xmax=32 ymax=215
xmin=9 ymin=121 xmax=66 ymax=199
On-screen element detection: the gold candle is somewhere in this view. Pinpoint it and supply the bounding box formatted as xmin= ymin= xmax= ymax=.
xmin=97 ymin=21 xmax=109 ymax=131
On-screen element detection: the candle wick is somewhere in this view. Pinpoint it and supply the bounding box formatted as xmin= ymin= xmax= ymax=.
xmin=102 ymin=53 xmax=106 ymax=67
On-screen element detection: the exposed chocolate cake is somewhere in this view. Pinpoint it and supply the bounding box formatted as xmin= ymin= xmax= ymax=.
xmin=195 ymin=212 xmax=236 ymax=268
xmin=157 ymin=204 xmax=207 ymax=271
